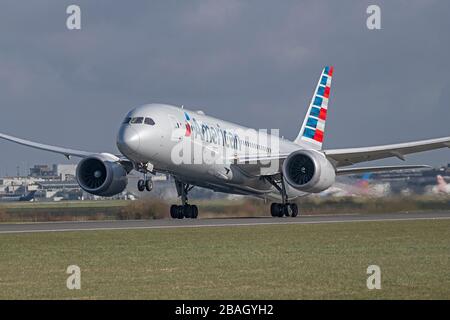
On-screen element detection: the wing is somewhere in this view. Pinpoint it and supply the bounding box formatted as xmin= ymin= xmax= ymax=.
xmin=336 ymin=165 xmax=431 ymax=175
xmin=324 ymin=136 xmax=450 ymax=167
xmin=232 ymin=136 xmax=449 ymax=177
xmin=0 ymin=132 xmax=95 ymax=159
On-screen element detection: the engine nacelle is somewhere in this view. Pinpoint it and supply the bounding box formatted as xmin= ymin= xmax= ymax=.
xmin=76 ymin=154 xmax=128 ymax=197
xmin=282 ymin=150 xmax=335 ymax=193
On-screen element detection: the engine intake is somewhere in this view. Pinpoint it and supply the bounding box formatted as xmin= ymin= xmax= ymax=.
xmin=76 ymin=155 xmax=128 ymax=197
xmin=283 ymin=150 xmax=335 ymax=193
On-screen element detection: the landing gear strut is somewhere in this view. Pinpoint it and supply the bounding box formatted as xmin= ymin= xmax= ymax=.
xmin=265 ymin=174 xmax=299 ymax=217
xmin=170 ymin=180 xmax=198 ymax=219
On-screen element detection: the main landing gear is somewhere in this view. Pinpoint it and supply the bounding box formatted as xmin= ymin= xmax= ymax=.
xmin=270 ymin=202 xmax=298 ymax=218
xmin=265 ymin=174 xmax=299 ymax=218
xmin=170 ymin=180 xmax=199 ymax=219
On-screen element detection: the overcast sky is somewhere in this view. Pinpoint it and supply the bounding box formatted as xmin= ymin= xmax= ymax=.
xmin=0 ymin=0 xmax=449 ymax=175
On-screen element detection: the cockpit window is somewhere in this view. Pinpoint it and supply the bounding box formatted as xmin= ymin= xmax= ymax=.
xmin=126 ymin=117 xmax=153 ymax=125
xmin=144 ymin=118 xmax=155 ymax=125
xmin=130 ymin=117 xmax=144 ymax=124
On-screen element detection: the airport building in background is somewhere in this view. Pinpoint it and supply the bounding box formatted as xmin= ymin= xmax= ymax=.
xmin=29 ymin=164 xmax=77 ymax=181
xmin=1 ymin=162 xmax=449 ymax=200
xmin=0 ymin=164 xmax=79 ymax=198
xmin=0 ymin=163 xmax=143 ymax=200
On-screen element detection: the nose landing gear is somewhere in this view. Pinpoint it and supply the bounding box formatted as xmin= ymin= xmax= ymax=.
xmin=137 ymin=178 xmax=153 ymax=192
xmin=136 ymin=163 xmax=154 ymax=192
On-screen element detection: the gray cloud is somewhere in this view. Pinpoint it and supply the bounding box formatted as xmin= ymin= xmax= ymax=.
xmin=0 ymin=0 xmax=449 ymax=175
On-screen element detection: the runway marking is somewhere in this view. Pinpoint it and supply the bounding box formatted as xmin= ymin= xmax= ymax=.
xmin=0 ymin=216 xmax=449 ymax=234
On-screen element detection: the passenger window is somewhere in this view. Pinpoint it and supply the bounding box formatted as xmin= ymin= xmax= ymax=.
xmin=144 ymin=118 xmax=155 ymax=125
xmin=130 ymin=117 xmax=144 ymax=124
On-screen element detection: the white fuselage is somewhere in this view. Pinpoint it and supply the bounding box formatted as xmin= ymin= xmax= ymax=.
xmin=116 ymin=104 xmax=308 ymax=200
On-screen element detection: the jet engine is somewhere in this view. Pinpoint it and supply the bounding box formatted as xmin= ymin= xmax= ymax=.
xmin=282 ymin=150 xmax=336 ymax=193
xmin=76 ymin=154 xmax=128 ymax=197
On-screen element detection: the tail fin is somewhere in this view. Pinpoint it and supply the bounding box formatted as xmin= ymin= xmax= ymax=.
xmin=21 ymin=190 xmax=36 ymax=201
xmin=294 ymin=66 xmax=334 ymax=149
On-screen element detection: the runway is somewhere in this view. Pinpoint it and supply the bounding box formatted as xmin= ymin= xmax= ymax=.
xmin=0 ymin=211 xmax=449 ymax=234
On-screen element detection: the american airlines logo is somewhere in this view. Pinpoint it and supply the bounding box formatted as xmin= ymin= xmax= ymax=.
xmin=171 ymin=113 xmax=280 ymax=175
xmin=184 ymin=112 xmax=192 ymax=137
xmin=179 ymin=112 xmax=256 ymax=153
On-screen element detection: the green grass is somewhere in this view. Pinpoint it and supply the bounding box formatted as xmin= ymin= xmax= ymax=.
xmin=0 ymin=219 xmax=449 ymax=299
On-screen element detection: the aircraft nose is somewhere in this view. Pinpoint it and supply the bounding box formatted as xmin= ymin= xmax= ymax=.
xmin=117 ymin=126 xmax=141 ymax=156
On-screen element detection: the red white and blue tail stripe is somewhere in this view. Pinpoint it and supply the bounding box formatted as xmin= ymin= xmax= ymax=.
xmin=294 ymin=66 xmax=333 ymax=149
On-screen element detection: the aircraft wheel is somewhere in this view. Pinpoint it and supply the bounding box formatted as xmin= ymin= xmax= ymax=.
xmin=290 ymin=203 xmax=299 ymax=217
xmin=192 ymin=205 xmax=199 ymax=219
xmin=271 ymin=203 xmax=285 ymax=217
xmin=184 ymin=205 xmax=193 ymax=219
xmin=280 ymin=204 xmax=288 ymax=217
xmin=177 ymin=206 xmax=184 ymax=219
xmin=170 ymin=205 xmax=178 ymax=219
xmin=270 ymin=203 xmax=278 ymax=217
xmin=145 ymin=179 xmax=153 ymax=192
xmin=137 ymin=179 xmax=146 ymax=192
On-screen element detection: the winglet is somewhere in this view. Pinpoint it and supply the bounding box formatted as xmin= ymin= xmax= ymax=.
xmin=294 ymin=66 xmax=333 ymax=149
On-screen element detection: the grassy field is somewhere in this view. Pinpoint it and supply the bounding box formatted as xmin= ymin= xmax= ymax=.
xmin=0 ymin=219 xmax=449 ymax=299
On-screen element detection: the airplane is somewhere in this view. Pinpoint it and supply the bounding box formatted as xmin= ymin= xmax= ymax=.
xmin=0 ymin=190 xmax=36 ymax=202
xmin=1 ymin=66 xmax=449 ymax=219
